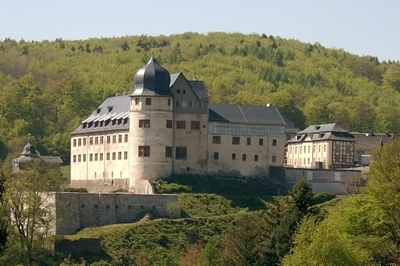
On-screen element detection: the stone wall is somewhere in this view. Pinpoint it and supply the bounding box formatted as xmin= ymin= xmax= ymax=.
xmin=285 ymin=168 xmax=362 ymax=195
xmin=52 ymin=192 xmax=179 ymax=235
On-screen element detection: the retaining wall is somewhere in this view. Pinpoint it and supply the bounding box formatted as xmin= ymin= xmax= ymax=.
xmin=53 ymin=192 xmax=179 ymax=235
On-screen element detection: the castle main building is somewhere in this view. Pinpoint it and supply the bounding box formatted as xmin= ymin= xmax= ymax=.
xmin=70 ymin=57 xmax=289 ymax=191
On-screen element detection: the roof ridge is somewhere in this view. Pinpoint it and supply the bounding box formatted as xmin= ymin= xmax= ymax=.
xmin=237 ymin=105 xmax=248 ymax=123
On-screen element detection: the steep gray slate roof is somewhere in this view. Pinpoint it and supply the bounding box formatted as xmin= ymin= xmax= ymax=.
xmin=287 ymin=123 xmax=355 ymax=143
xmin=209 ymin=104 xmax=286 ymax=125
xmin=71 ymin=95 xmax=130 ymax=134
xmin=282 ymin=115 xmax=297 ymax=134
xmin=170 ymin=73 xmax=209 ymax=101
xmin=352 ymin=132 xmax=393 ymax=153
xmin=298 ymin=123 xmax=348 ymax=134
xmin=188 ymin=80 xmax=209 ymax=101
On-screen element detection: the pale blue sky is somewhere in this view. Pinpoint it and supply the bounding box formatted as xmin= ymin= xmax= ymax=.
xmin=1 ymin=0 xmax=399 ymax=62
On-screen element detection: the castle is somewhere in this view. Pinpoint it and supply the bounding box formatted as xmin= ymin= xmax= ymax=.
xmin=70 ymin=56 xmax=293 ymax=191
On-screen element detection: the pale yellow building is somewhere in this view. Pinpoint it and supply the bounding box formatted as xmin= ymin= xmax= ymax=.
xmin=286 ymin=123 xmax=355 ymax=169
xmin=70 ymin=57 xmax=289 ymax=191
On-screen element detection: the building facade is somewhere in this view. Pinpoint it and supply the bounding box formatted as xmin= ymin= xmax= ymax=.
xmin=286 ymin=123 xmax=355 ymax=169
xmin=70 ymin=57 xmax=290 ymax=191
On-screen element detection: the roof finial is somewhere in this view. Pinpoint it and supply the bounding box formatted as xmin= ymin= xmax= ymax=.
xmin=28 ymin=133 xmax=31 ymax=144
xmin=193 ymin=73 xmax=197 ymax=80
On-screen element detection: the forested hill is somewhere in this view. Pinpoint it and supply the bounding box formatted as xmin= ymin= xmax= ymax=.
xmin=1 ymin=32 xmax=400 ymax=165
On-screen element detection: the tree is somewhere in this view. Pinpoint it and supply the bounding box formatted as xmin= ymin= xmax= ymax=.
xmin=221 ymin=212 xmax=269 ymax=266
xmin=1 ymin=160 xmax=63 ymax=265
xmin=0 ymin=170 xmax=8 ymax=256
xmin=264 ymin=179 xmax=316 ymax=265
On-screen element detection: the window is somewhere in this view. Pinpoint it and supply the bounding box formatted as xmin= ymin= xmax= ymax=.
xmin=78 ymin=155 xmax=81 ymax=162
xmin=118 ymin=135 xmax=122 ymax=143
xmin=272 ymin=156 xmax=276 ymax=163
xmin=189 ymin=101 xmax=193 ymax=108
xmin=232 ymin=153 xmax=236 ymax=160
xmin=118 ymin=152 xmax=122 ymax=160
xmin=191 ymin=121 xmax=200 ymax=130
xmin=213 ymin=136 xmax=221 ymax=144
xmin=138 ymin=146 xmax=150 ymax=157
xmin=272 ymin=139 xmax=277 ymax=146
xmin=259 ymin=139 xmax=263 ymax=145
xmin=177 ymin=89 xmax=180 ymax=94
xmin=176 ymin=121 xmax=186 ymax=129
xmin=90 ymin=137 xmax=93 ymax=145
xmin=100 ymin=136 xmax=104 ymax=144
xmin=83 ymin=138 xmax=86 ymax=146
xmin=198 ymin=102 xmax=203 ymax=109
xmin=168 ymin=99 xmax=171 ymax=106
xmin=166 ymin=120 xmax=173 ymax=128
xmin=145 ymin=98 xmax=151 ymax=105
xmin=165 ymin=147 xmax=172 ymax=158
xmin=112 ymin=152 xmax=116 ymax=160
xmin=73 ymin=139 xmax=76 ymax=147
xmin=90 ymin=154 xmax=93 ymax=161
xmin=106 ymin=153 xmax=110 ymax=160
xmin=308 ymin=146 xmax=310 ymax=153
xmin=135 ymin=98 xmax=139 ymax=105
xmin=83 ymin=154 xmax=86 ymax=162
xmin=242 ymin=154 xmax=247 ymax=161
xmin=139 ymin=119 xmax=150 ymax=128
xmin=214 ymin=152 xmax=219 ymax=160
xmin=95 ymin=137 xmax=98 ymax=145
xmin=254 ymin=155 xmax=259 ymax=161
xmin=175 ymin=100 xmax=179 ymax=107
xmin=176 ymin=147 xmax=187 ymax=160
xmin=124 ymin=151 xmax=128 ymax=160
xmin=182 ymin=100 xmax=187 ymax=108
xmin=78 ymin=139 xmax=81 ymax=146
xmin=183 ymin=90 xmax=186 ymax=94
xmin=100 ymin=153 xmax=103 ymax=161
xmin=107 ymin=136 xmax=111 ymax=144
xmin=247 ymin=138 xmax=251 ymax=145
xmin=112 ymin=135 xmax=116 ymax=143
xmin=73 ymin=155 xmax=76 ymax=162
xmin=95 ymin=153 xmax=98 ymax=161
xmin=124 ymin=134 xmax=128 ymax=142
xmin=232 ymin=137 xmax=240 ymax=145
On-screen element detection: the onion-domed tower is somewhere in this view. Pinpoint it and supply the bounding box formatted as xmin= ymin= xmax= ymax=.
xmin=129 ymin=56 xmax=174 ymax=188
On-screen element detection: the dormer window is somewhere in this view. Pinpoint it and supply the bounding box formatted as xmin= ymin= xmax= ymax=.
xmin=96 ymin=108 xmax=101 ymax=114
xmin=82 ymin=122 xmax=87 ymax=129
xmin=107 ymin=106 xmax=113 ymax=112
xmin=94 ymin=121 xmax=99 ymax=127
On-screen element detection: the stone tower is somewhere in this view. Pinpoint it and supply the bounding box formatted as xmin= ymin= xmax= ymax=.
xmin=129 ymin=56 xmax=174 ymax=188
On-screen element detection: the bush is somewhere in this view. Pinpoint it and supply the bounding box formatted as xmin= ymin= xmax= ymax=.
xmin=312 ymin=192 xmax=336 ymax=205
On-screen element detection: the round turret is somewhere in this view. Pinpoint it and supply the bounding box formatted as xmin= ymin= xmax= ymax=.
xmin=131 ymin=56 xmax=172 ymax=96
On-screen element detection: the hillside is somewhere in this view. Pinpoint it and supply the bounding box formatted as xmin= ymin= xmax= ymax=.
xmin=1 ymin=32 xmax=400 ymax=167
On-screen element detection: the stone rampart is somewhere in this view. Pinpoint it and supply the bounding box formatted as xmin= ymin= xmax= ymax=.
xmin=285 ymin=168 xmax=363 ymax=194
xmin=53 ymin=192 xmax=179 ymax=235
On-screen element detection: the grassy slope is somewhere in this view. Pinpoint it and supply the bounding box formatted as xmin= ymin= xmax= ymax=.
xmin=59 ymin=176 xmax=337 ymax=265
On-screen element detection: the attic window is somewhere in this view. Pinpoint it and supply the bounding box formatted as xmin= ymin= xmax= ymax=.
xmin=296 ymin=135 xmax=302 ymax=140
xmin=100 ymin=121 xmax=104 ymax=127
xmin=88 ymin=122 xmax=93 ymax=128
xmin=123 ymin=118 xmax=128 ymax=125
xmin=112 ymin=119 xmax=116 ymax=126
xmin=183 ymin=90 xmax=186 ymax=94
xmin=177 ymin=89 xmax=180 ymax=94
xmin=118 ymin=118 xmax=122 ymax=125
xmin=107 ymin=106 xmax=113 ymax=112
xmin=319 ymin=133 xmax=325 ymax=138
xmin=94 ymin=121 xmax=99 ymax=127
xmin=96 ymin=108 xmax=101 ymax=114
xmin=82 ymin=122 xmax=87 ymax=129
xmin=105 ymin=119 xmax=110 ymax=127
xmin=315 ymin=126 xmax=321 ymax=130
